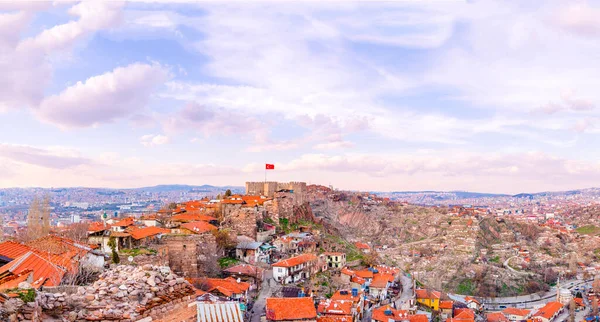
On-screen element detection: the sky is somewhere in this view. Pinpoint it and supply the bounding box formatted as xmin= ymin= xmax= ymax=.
xmin=1 ymin=0 xmax=600 ymax=194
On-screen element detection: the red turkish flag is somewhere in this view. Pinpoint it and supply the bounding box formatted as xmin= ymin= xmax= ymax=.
xmin=265 ymin=164 xmax=275 ymax=170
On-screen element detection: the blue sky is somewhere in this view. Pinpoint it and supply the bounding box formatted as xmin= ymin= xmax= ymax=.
xmin=1 ymin=0 xmax=600 ymax=194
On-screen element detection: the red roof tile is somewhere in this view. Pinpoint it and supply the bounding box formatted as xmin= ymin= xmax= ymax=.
xmin=354 ymin=242 xmax=370 ymax=250
xmin=266 ymin=297 xmax=317 ymax=321
xmin=88 ymin=222 xmax=111 ymax=233
xmin=341 ymin=267 xmax=355 ymax=276
xmin=372 ymin=306 xmax=428 ymax=322
xmin=0 ymin=241 xmax=32 ymax=261
xmin=502 ymin=308 xmax=530 ymax=316
xmin=129 ymin=226 xmax=170 ymax=240
xmin=370 ymin=273 xmax=392 ymax=288
xmin=0 ymin=269 xmax=33 ymax=291
xmin=317 ymin=316 xmax=353 ymax=322
xmin=533 ymin=302 xmax=563 ymax=320
xmin=331 ymin=290 xmax=364 ymax=303
xmin=112 ymin=217 xmax=134 ymax=227
xmin=318 ymin=299 xmax=353 ymax=315
xmin=353 ymin=269 xmax=373 ymax=279
xmin=181 ymin=221 xmax=218 ymax=234
xmin=440 ymin=300 xmax=454 ymax=309
xmin=415 ymin=289 xmax=441 ymax=299
xmin=486 ymin=312 xmax=508 ymax=322
xmin=171 ymin=213 xmax=216 ymax=222
xmin=272 ymin=253 xmax=318 ymax=268
xmin=0 ymin=252 xmax=66 ymax=288
xmin=189 ymin=277 xmax=250 ymax=297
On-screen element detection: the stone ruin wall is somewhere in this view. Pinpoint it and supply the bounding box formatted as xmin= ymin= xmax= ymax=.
xmin=0 ymin=265 xmax=196 ymax=322
xmin=163 ymin=234 xmax=218 ymax=278
xmin=245 ymin=181 xmax=307 ymax=202
xmin=222 ymin=206 xmax=258 ymax=240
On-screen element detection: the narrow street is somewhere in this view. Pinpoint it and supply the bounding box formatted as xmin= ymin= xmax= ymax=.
xmin=250 ymin=269 xmax=277 ymax=322
xmin=394 ymin=274 xmax=413 ymax=308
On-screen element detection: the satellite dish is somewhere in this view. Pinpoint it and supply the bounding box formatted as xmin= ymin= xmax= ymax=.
xmin=128 ymin=256 xmax=134 ymax=263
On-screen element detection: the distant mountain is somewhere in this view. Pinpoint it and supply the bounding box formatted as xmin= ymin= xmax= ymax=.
xmin=383 ymin=190 xmax=509 ymax=199
xmin=131 ymin=184 xmax=244 ymax=193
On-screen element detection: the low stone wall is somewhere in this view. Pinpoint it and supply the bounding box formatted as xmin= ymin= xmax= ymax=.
xmin=0 ymin=297 xmax=42 ymax=322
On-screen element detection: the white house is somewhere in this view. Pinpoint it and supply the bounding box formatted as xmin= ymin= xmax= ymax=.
xmin=272 ymin=253 xmax=318 ymax=284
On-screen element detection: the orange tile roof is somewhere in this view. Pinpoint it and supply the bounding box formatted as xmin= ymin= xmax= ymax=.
xmin=0 ymin=241 xmax=32 ymax=261
xmin=353 ymin=269 xmax=373 ymax=279
xmin=351 ymin=276 xmax=366 ymax=285
xmin=486 ymin=312 xmax=509 ymax=322
xmin=272 ymin=253 xmax=318 ymax=268
xmin=318 ymin=299 xmax=353 ymax=315
xmin=129 ymin=226 xmax=170 ymax=240
xmin=190 ymin=277 xmax=250 ymax=297
xmin=372 ymin=306 xmax=428 ymax=322
xmin=502 ymin=308 xmax=530 ymax=316
xmin=341 ymin=267 xmax=355 ymax=276
xmin=370 ymin=273 xmax=392 ymax=288
xmin=26 ymin=235 xmax=89 ymax=256
xmin=464 ymin=296 xmax=480 ymax=305
xmin=88 ymin=222 xmax=111 ymax=233
xmin=0 ymin=269 xmax=33 ymax=291
xmin=354 ymin=242 xmax=370 ymax=250
xmin=317 ymin=316 xmax=353 ymax=322
xmin=415 ymin=289 xmax=441 ymax=299
xmin=0 ymin=251 xmax=66 ymax=288
xmin=574 ymin=298 xmax=584 ymax=307
xmin=331 ymin=290 xmax=364 ymax=303
xmin=112 ymin=217 xmax=134 ymax=227
xmin=266 ymin=297 xmax=317 ymax=321
xmin=110 ymin=231 xmax=131 ymax=237
xmin=533 ymin=302 xmax=563 ymax=320
xmin=171 ymin=213 xmax=216 ymax=222
xmin=181 ymin=221 xmax=218 ymax=234
xmin=440 ymin=300 xmax=454 ymax=309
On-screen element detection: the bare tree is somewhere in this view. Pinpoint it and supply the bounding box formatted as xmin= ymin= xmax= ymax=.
xmin=24 ymin=195 xmax=51 ymax=242
xmin=60 ymin=222 xmax=90 ymax=243
xmin=568 ymin=299 xmax=576 ymax=322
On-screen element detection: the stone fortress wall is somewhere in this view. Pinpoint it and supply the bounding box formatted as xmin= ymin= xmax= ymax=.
xmin=245 ymin=181 xmax=307 ymax=204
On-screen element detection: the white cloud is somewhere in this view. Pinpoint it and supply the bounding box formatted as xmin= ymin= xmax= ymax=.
xmin=0 ymin=1 xmax=124 ymax=111
xmin=554 ymin=2 xmax=600 ymax=37
xmin=37 ymin=62 xmax=170 ymax=128
xmin=313 ymin=141 xmax=354 ymax=150
xmin=0 ymin=143 xmax=91 ymax=169
xmin=140 ymin=134 xmax=170 ymax=147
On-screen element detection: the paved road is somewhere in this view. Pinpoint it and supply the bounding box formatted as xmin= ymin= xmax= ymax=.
xmin=503 ymin=256 xmax=531 ymax=276
xmin=479 ymin=280 xmax=593 ymax=311
xmin=250 ymin=269 xmax=275 ymax=322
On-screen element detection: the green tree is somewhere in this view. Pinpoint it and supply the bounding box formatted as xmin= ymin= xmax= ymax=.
xmin=224 ymin=189 xmax=232 ymax=197
xmin=107 ymin=236 xmax=120 ymax=264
